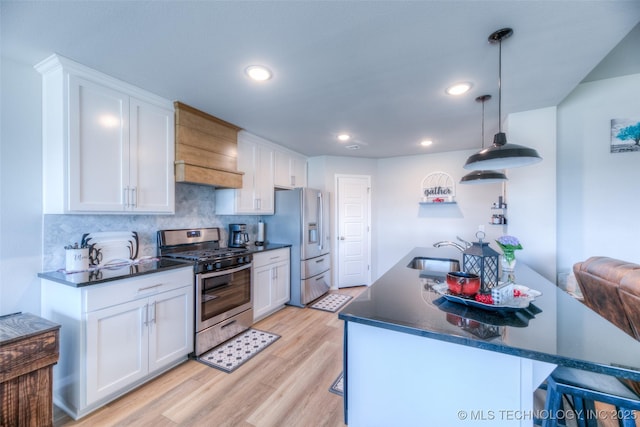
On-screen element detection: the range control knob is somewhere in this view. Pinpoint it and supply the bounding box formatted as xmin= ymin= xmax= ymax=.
xmin=214 ymin=261 xmax=222 ymax=270
xmin=206 ymin=264 xmax=214 ymax=271
xmin=237 ymin=256 xmax=245 ymax=264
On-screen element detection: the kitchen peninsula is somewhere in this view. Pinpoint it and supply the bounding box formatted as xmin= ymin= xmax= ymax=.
xmin=339 ymin=247 xmax=640 ymax=426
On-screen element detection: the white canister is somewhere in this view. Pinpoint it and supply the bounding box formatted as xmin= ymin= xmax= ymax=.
xmin=66 ymin=248 xmax=89 ymax=272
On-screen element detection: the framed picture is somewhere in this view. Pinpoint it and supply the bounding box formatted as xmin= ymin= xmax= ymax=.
xmin=611 ymin=118 xmax=640 ymax=153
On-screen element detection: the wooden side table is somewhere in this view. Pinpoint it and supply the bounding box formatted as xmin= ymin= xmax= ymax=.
xmin=0 ymin=312 xmax=60 ymax=427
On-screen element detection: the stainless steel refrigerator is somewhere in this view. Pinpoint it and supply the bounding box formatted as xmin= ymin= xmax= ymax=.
xmin=264 ymin=187 xmax=331 ymax=307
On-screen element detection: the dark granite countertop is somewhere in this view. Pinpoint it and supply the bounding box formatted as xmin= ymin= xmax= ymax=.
xmin=339 ymin=247 xmax=640 ymax=381
xmin=38 ymin=244 xmax=291 ymax=288
xmin=245 ymin=243 xmax=291 ymax=253
xmin=38 ymin=258 xmax=194 ymax=288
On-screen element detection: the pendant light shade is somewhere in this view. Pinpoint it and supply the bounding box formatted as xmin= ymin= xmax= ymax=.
xmin=463 ymin=132 xmax=542 ymax=170
xmin=464 ymin=28 xmax=542 ymax=171
xmin=460 ymin=169 xmax=507 ymax=184
xmin=460 ymin=95 xmax=507 ymax=184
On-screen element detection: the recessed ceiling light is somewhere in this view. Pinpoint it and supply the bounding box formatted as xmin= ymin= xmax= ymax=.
xmin=445 ymin=82 xmax=472 ymax=96
xmin=420 ymin=140 xmax=433 ymax=147
xmin=245 ymin=65 xmax=272 ymax=81
xmin=345 ymin=144 xmax=360 ymax=150
xmin=337 ymin=133 xmax=351 ymax=142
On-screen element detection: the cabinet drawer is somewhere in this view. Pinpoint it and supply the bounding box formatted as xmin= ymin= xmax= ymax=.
xmin=301 ymin=253 xmax=330 ymax=279
xmin=252 ymin=248 xmax=290 ymax=269
xmin=84 ymin=267 xmax=193 ymax=312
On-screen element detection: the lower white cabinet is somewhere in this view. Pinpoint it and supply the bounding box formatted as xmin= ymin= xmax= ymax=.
xmin=252 ymin=248 xmax=291 ymax=321
xmin=41 ymin=266 xmax=193 ymax=420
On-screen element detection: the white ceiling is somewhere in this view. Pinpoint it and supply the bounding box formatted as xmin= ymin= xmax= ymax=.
xmin=2 ymin=1 xmax=640 ymax=158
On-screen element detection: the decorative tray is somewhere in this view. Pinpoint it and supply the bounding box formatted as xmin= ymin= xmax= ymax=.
xmin=432 ymin=283 xmax=541 ymax=313
xmin=81 ymin=231 xmax=139 ymax=266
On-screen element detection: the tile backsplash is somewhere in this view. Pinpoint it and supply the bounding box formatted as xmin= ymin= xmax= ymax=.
xmin=42 ymin=183 xmax=261 ymax=271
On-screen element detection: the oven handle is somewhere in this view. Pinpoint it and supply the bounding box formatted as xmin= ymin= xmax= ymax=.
xmin=198 ymin=262 xmax=252 ymax=279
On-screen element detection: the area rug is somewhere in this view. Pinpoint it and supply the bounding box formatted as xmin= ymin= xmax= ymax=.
xmin=197 ymin=328 xmax=280 ymax=373
xmin=329 ymin=372 xmax=344 ymax=396
xmin=310 ymin=293 xmax=353 ymax=313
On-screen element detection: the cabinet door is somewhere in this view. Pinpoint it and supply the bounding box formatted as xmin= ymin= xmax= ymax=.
xmin=255 ymin=145 xmax=274 ymax=214
xmin=274 ymin=150 xmax=292 ymax=188
xmin=274 ymin=151 xmax=307 ymax=189
xmin=217 ymin=137 xmax=274 ymax=214
xmin=273 ymin=261 xmax=291 ymax=307
xmin=85 ymin=298 xmax=148 ymax=405
xmin=253 ymin=265 xmax=274 ymax=321
xmin=129 ymin=98 xmax=175 ymax=213
xmin=235 ymin=137 xmax=258 ymax=213
xmin=148 ymin=286 xmax=193 ymax=372
xmin=68 ymin=75 xmax=129 ymax=212
xmin=290 ymin=154 xmax=307 ymax=188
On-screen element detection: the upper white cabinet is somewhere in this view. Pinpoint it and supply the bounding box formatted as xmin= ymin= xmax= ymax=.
xmin=216 ymin=131 xmax=275 ymax=215
xmin=274 ymin=149 xmax=307 ymax=189
xmin=36 ymin=54 xmax=175 ymax=214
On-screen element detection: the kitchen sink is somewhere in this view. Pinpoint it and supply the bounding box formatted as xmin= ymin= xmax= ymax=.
xmin=407 ymin=257 xmax=460 ymax=274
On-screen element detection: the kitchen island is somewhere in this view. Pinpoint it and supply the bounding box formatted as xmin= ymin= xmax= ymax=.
xmin=339 ymin=247 xmax=640 ymax=426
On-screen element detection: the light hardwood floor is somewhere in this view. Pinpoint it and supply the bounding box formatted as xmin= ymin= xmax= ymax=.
xmin=54 ymin=287 xmax=367 ymax=427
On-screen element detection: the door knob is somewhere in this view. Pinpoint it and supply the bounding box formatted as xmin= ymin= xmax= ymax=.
xmin=339 ymin=236 xmax=345 ymax=240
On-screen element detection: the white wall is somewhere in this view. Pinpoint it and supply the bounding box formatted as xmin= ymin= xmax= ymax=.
xmin=507 ymin=107 xmax=557 ymax=282
xmin=375 ymin=151 xmax=505 ymax=278
xmin=557 ymin=73 xmax=640 ymax=274
xmin=0 ymin=57 xmax=44 ymax=314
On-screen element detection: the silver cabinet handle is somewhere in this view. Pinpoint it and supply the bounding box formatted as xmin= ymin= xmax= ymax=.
xmin=131 ymin=187 xmax=137 ymax=208
xmin=339 ymin=236 xmax=345 ymax=240
xmin=123 ymin=186 xmax=129 ymax=208
xmin=138 ymin=284 xmax=162 ymax=292
xmin=143 ymin=303 xmax=149 ymax=326
xmin=150 ymin=301 xmax=156 ymax=324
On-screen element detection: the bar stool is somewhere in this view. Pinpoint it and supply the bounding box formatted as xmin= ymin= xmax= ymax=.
xmin=542 ymin=366 xmax=640 ymax=427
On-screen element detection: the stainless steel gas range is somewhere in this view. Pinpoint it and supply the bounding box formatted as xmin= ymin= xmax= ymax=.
xmin=157 ymin=227 xmax=252 ymax=356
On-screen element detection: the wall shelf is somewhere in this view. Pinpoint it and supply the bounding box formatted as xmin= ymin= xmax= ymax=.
xmin=419 ymin=201 xmax=457 ymax=205
xmin=420 ymin=171 xmax=456 ymax=204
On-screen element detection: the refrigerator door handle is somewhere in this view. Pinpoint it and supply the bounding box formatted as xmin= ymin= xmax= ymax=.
xmin=318 ymin=192 xmax=324 ymax=251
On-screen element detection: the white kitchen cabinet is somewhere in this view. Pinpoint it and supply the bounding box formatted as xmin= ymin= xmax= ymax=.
xmin=41 ymin=266 xmax=193 ymax=419
xmin=216 ymin=131 xmax=274 ymax=214
xmin=274 ymin=149 xmax=307 ymax=189
xmin=36 ymin=54 xmax=175 ymax=214
xmin=252 ymin=248 xmax=291 ymax=321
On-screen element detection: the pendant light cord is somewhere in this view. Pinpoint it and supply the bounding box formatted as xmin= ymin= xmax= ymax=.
xmin=498 ymin=38 xmax=502 ymax=134
xmin=481 ymin=98 xmax=486 ymax=148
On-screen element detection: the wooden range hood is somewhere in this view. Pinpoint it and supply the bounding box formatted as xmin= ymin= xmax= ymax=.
xmin=174 ymin=101 xmax=244 ymax=188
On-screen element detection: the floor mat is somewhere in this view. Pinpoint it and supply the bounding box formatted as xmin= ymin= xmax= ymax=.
xmin=310 ymin=293 xmax=353 ymax=313
xmin=329 ymin=372 xmax=344 ymax=396
xmin=197 ymin=328 xmax=280 ymax=373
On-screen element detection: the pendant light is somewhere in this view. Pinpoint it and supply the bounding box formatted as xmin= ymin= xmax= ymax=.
xmin=464 ymin=28 xmax=542 ymax=171
xmin=460 ymin=95 xmax=507 ymax=184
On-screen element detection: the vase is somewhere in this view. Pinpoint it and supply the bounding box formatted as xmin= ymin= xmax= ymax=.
xmin=501 ymin=254 xmax=517 ymax=283
xmin=501 ymin=255 xmax=516 ymax=272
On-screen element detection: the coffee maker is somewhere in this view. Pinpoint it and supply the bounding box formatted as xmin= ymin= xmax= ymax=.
xmin=229 ymin=224 xmax=249 ymax=248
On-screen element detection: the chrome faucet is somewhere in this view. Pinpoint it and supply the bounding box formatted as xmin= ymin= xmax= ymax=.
xmin=433 ymin=236 xmax=471 ymax=252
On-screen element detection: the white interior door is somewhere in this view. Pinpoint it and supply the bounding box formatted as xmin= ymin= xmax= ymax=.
xmin=336 ymin=175 xmax=371 ymax=288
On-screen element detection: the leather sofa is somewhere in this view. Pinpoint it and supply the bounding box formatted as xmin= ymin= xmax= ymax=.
xmin=573 ymin=256 xmax=640 ymax=340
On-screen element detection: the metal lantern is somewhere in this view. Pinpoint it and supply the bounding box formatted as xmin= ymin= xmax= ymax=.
xmin=462 ymin=231 xmax=499 ymax=292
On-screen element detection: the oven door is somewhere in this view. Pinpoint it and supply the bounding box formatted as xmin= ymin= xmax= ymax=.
xmin=196 ymin=263 xmax=252 ymax=331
